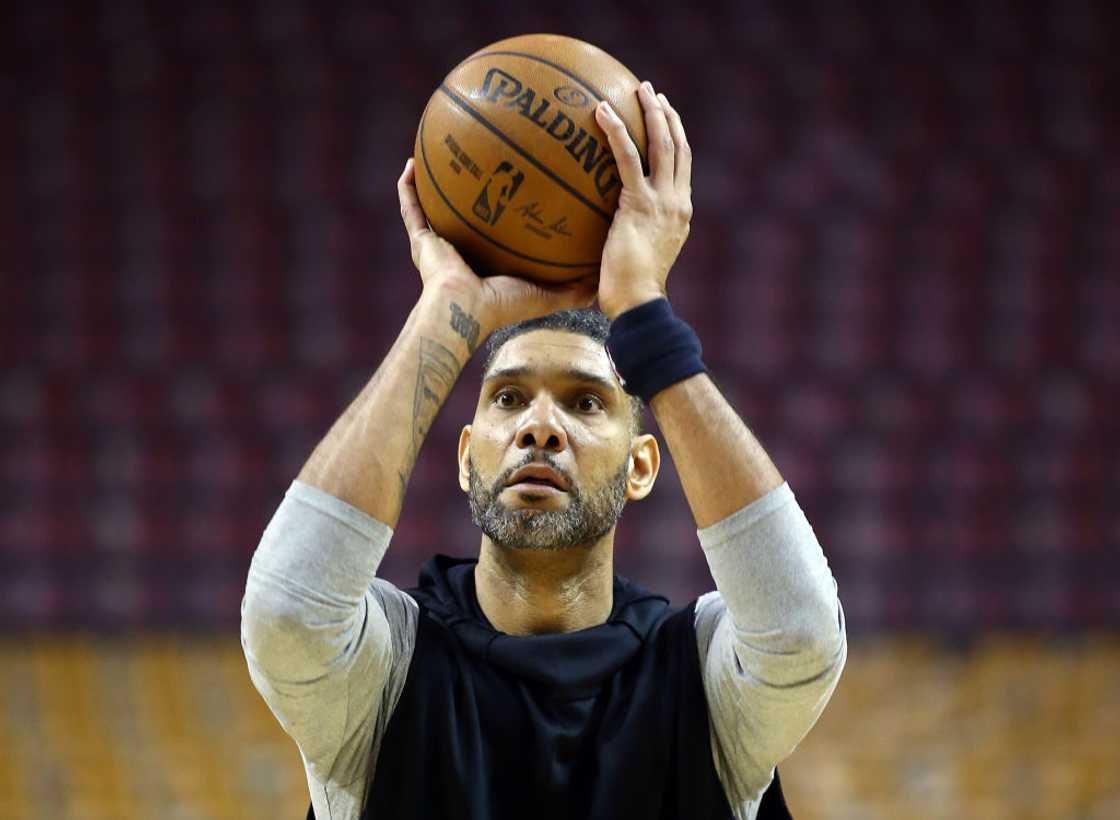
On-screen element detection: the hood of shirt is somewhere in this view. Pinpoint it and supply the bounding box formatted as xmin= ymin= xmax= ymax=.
xmin=408 ymin=554 xmax=672 ymax=692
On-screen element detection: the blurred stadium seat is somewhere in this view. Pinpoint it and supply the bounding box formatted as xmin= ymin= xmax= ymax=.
xmin=0 ymin=637 xmax=1114 ymax=819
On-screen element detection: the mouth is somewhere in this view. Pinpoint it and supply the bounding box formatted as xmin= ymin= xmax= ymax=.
xmin=504 ymin=465 xmax=569 ymax=493
xmin=505 ymin=481 xmax=566 ymax=494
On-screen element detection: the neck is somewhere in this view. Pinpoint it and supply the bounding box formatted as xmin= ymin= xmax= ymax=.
xmin=474 ymin=533 xmax=616 ymax=635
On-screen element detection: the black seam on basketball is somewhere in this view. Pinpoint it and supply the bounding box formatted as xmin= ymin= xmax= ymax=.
xmin=438 ymin=84 xmax=613 ymax=225
xmin=458 ymin=49 xmax=648 ymax=169
xmin=418 ymin=111 xmax=600 ymax=270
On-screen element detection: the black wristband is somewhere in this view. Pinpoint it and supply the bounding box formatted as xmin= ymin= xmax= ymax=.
xmin=605 ymin=298 xmax=707 ymax=403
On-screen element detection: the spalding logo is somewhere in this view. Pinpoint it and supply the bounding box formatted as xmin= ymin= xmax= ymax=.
xmin=480 ymin=67 xmax=621 ymax=202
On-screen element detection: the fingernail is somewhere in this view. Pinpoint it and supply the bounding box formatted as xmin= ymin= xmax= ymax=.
xmin=598 ymin=100 xmax=619 ymax=120
xmin=642 ymin=81 xmax=654 ymax=95
xmin=657 ymin=92 xmax=669 ymax=107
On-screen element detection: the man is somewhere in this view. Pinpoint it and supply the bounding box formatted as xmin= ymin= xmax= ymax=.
xmin=241 ymin=82 xmax=846 ymax=819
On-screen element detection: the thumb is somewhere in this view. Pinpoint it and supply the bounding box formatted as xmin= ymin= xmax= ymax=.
xmin=518 ymin=275 xmax=597 ymax=318
xmin=553 ymin=273 xmax=599 ymax=310
xmin=482 ymin=272 xmax=600 ymax=329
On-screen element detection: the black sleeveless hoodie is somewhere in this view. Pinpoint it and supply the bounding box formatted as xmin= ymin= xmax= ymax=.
xmin=307 ymin=554 xmax=791 ymax=819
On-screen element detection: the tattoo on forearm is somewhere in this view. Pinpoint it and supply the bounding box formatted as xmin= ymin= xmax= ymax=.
xmin=400 ymin=338 xmax=460 ymax=496
xmin=448 ymin=302 xmax=481 ymax=353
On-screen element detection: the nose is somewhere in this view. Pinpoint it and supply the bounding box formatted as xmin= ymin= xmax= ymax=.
xmin=514 ymin=395 xmax=568 ymax=453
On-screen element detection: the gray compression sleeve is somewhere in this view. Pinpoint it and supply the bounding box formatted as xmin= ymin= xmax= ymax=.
xmin=240 ymin=481 xmax=414 ymax=820
xmin=694 ymin=483 xmax=847 ymax=819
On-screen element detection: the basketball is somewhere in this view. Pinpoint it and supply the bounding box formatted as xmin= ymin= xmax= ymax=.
xmin=413 ymin=34 xmax=649 ymax=283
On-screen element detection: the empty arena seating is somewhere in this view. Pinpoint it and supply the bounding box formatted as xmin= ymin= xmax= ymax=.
xmin=0 ymin=637 xmax=1115 ymax=819
xmin=1 ymin=3 xmax=1117 ymax=634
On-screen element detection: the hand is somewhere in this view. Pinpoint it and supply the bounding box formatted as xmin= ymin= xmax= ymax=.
xmin=593 ymin=82 xmax=693 ymax=320
xmin=397 ymin=159 xmax=598 ymax=340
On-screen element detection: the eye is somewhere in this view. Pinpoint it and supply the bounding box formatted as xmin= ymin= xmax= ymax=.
xmin=494 ymin=388 xmax=521 ymax=408
xmin=576 ymin=394 xmax=605 ymax=413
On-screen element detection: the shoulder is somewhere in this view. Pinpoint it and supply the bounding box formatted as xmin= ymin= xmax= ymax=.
xmin=368 ymin=578 xmax=420 ymax=664
xmin=692 ymin=590 xmax=725 ymax=659
xmin=370 ymin=577 xmax=420 ymax=619
xmin=694 ymin=589 xmax=724 ymax=618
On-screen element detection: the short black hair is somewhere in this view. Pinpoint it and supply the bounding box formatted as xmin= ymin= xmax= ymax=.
xmin=481 ymin=308 xmax=644 ymax=435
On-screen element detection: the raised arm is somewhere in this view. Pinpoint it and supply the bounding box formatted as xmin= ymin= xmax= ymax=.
xmin=649 ymin=375 xmax=783 ymax=527
xmin=299 ymin=161 xmax=596 ymax=528
xmin=296 ymin=269 xmax=477 ymax=527
xmin=595 ymin=84 xmax=845 ymax=812
xmin=593 ymin=84 xmax=783 ymax=527
xmin=241 ymin=161 xmax=596 ymax=810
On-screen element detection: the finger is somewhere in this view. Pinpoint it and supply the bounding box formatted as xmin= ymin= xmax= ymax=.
xmin=658 ymin=93 xmax=692 ymax=193
xmin=595 ymin=101 xmax=645 ymax=191
xmin=639 ymin=81 xmax=674 ymax=190
xmin=397 ymin=158 xmax=431 ymax=242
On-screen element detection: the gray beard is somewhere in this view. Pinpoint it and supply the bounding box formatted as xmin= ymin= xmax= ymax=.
xmin=468 ymin=456 xmax=629 ymax=551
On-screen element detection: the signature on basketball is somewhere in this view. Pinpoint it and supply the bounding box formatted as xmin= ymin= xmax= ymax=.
xmin=514 ymin=201 xmax=573 ymax=240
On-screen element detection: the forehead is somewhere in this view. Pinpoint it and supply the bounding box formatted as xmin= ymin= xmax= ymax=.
xmin=485 ymin=329 xmax=618 ymax=387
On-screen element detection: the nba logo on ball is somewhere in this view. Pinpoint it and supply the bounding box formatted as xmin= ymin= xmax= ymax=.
xmin=413 ymin=34 xmax=649 ymax=283
xmin=472 ymin=161 xmax=525 ymax=226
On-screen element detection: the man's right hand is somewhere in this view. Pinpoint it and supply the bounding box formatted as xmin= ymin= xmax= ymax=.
xmin=398 ymin=159 xmax=598 ymax=342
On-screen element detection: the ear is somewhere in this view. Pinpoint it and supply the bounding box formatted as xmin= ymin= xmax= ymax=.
xmin=624 ymin=433 xmax=660 ymax=502
xmin=457 ymin=425 xmax=472 ymax=493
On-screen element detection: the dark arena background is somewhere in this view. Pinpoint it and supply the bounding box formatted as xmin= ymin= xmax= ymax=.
xmin=2 ymin=2 xmax=1118 ymax=818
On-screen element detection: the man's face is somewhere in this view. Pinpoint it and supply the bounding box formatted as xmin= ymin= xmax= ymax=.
xmin=460 ymin=329 xmax=640 ymax=552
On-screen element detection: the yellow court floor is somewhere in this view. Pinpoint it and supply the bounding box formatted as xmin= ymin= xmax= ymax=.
xmin=0 ymin=635 xmax=1117 ymax=819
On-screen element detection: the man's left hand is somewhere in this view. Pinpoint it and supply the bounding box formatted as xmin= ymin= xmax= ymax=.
xmin=594 ymin=81 xmax=693 ymax=320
